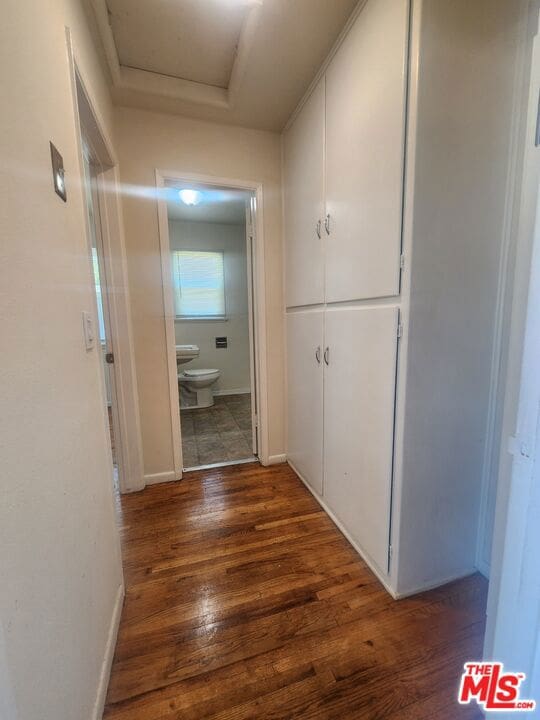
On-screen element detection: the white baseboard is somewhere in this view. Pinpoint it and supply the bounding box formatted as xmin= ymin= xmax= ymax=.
xmin=288 ymin=461 xmax=398 ymax=599
xmin=144 ymin=470 xmax=179 ymax=486
xmin=92 ymin=583 xmax=124 ymax=720
xmin=266 ymin=453 xmax=287 ymax=465
xmin=394 ymin=568 xmax=479 ymax=599
xmin=475 ymin=557 xmax=490 ymax=580
xmin=288 ymin=460 xmax=479 ymax=601
xmin=213 ymin=388 xmax=251 ymax=397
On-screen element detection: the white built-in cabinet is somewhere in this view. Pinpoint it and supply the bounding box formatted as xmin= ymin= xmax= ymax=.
xmin=286 ymin=310 xmax=324 ymax=495
xmin=325 ymin=0 xmax=408 ymax=303
xmin=283 ymin=79 xmax=325 ymax=308
xmin=286 ymin=304 xmax=399 ymax=575
xmin=284 ymin=0 xmax=408 ymax=582
xmin=284 ymin=0 xmax=408 ymax=309
xmin=284 ymin=0 xmax=513 ymax=597
xmin=323 ymin=306 xmax=399 ymax=573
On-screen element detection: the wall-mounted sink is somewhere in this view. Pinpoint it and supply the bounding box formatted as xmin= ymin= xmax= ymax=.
xmin=176 ymin=344 xmax=200 ymax=365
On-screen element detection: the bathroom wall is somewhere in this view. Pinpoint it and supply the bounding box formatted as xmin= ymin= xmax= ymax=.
xmin=170 ymin=220 xmax=251 ymax=394
xmin=0 ymin=1 xmax=124 ymax=719
xmin=115 ymin=106 xmax=285 ymax=475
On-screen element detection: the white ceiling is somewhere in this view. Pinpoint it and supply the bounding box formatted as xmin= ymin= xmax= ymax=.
xmin=107 ymin=0 xmax=247 ymax=88
xmin=165 ymin=182 xmax=250 ymax=224
xmin=91 ymin=0 xmax=359 ymax=131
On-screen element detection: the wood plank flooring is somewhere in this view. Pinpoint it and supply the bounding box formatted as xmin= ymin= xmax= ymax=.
xmin=104 ymin=462 xmax=486 ymax=719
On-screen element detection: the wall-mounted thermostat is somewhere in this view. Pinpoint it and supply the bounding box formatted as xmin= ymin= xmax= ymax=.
xmin=50 ymin=142 xmax=66 ymax=202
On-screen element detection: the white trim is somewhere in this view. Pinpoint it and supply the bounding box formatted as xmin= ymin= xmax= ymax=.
xmin=280 ymin=119 xmax=289 ymax=474
xmin=95 ymin=170 xmax=145 ymax=493
xmin=245 ymin=197 xmax=259 ymax=455
xmin=387 ymin=0 xmax=421 ymax=592
xmin=266 ymin=454 xmax=287 ymax=466
xmin=290 ymin=460 xmax=476 ymax=600
xmin=175 ymin=317 xmax=229 ymax=323
xmin=475 ymin=0 xmax=534 ymax=579
xmin=67 ymin=29 xmax=145 ymax=494
xmin=476 ymin=557 xmax=491 ymax=580
xmin=289 ymin=460 xmax=398 ymax=598
xmin=184 ymin=458 xmax=257 ymax=472
xmin=484 ymin=1 xmax=540 ymax=665
xmin=213 ymin=388 xmax=251 ymax=397
xmin=90 ymin=0 xmax=262 ymax=109
xmin=156 ymin=171 xmax=184 ymax=482
xmin=394 ymin=570 xmax=478 ymax=600
xmin=91 ymin=583 xmax=124 ymax=720
xmin=144 ymin=470 xmax=178 ymax=486
xmin=156 ymin=170 xmax=270 ymax=467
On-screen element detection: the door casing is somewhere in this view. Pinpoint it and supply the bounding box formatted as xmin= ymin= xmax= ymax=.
xmin=156 ymin=170 xmax=270 ymax=477
xmin=69 ymin=30 xmax=144 ymax=493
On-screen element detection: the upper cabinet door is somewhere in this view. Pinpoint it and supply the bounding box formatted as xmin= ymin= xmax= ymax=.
xmin=325 ymin=0 xmax=409 ymax=303
xmin=283 ymin=78 xmax=325 ymax=308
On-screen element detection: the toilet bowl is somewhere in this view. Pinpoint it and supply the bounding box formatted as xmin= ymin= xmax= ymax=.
xmin=178 ymin=368 xmax=221 ymax=409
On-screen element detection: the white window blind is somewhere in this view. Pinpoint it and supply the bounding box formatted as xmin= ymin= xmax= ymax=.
xmin=172 ymin=250 xmax=226 ymax=318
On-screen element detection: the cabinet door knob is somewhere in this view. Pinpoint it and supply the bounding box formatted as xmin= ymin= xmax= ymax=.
xmin=324 ymin=347 xmax=330 ymax=365
xmin=315 ymin=346 xmax=321 ymax=364
xmin=316 ymin=219 xmax=322 ymax=238
xmin=324 ymin=213 xmax=331 ymax=235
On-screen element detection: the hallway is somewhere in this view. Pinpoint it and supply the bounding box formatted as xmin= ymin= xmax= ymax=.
xmin=104 ymin=464 xmax=486 ymax=719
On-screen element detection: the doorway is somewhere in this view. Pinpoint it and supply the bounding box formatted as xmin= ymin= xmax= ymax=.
xmin=157 ymin=173 xmax=266 ymax=473
xmin=81 ymin=145 xmax=120 ymax=482
xmin=71 ymin=57 xmax=144 ymax=495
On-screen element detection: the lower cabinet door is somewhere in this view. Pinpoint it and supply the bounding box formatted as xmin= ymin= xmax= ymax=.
xmin=286 ymin=310 xmax=324 ymax=495
xmin=323 ymin=305 xmax=399 ymax=573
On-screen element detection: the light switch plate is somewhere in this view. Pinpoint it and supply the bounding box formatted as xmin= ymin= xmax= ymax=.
xmin=50 ymin=141 xmax=66 ymax=202
xmin=82 ymin=311 xmax=95 ymax=351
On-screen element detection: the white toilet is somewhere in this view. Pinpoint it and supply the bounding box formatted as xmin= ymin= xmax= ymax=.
xmin=176 ymin=344 xmax=220 ymax=409
xmin=178 ymin=368 xmax=221 ymax=409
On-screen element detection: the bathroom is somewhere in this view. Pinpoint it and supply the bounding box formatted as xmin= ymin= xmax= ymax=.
xmin=167 ymin=183 xmax=257 ymax=469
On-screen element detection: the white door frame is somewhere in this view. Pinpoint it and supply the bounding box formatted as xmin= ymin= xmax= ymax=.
xmin=484 ymin=0 xmax=540 ymax=687
xmin=67 ymin=30 xmax=145 ymax=493
xmin=245 ymin=197 xmax=260 ymax=456
xmin=155 ymin=170 xmax=269 ymax=477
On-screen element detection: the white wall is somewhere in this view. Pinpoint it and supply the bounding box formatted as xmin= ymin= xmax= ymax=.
xmin=0 ymin=1 xmax=123 ymax=719
xmin=394 ymin=0 xmax=524 ymax=595
xmin=115 ymin=106 xmax=285 ymax=476
xmin=484 ymin=7 xmax=540 ymax=675
xmin=170 ymin=220 xmax=251 ymax=394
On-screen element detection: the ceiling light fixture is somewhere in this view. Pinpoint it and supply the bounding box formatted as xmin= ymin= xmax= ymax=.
xmin=178 ymin=189 xmax=202 ymax=206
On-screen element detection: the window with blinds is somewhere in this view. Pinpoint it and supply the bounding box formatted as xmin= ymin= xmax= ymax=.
xmin=172 ymin=250 xmax=226 ymax=319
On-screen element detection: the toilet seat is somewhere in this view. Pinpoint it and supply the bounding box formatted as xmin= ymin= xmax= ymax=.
xmin=183 ymin=368 xmax=219 ymax=378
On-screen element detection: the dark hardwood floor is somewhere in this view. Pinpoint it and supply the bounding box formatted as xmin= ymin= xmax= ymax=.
xmin=104 ymin=462 xmax=486 ymax=719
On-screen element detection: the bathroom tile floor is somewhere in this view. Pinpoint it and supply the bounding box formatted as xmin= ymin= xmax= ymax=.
xmin=180 ymin=393 xmax=255 ymax=468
